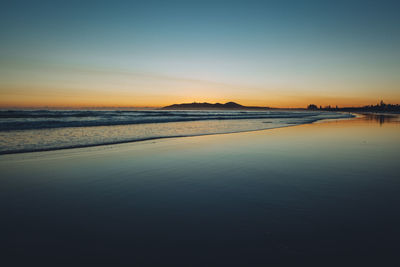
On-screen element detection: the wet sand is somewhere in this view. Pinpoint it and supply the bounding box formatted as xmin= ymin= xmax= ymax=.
xmin=0 ymin=115 xmax=399 ymax=266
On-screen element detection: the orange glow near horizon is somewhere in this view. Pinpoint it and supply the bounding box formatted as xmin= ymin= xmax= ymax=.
xmin=2 ymin=55 xmax=399 ymax=109
xmin=0 ymin=91 xmax=397 ymax=109
xmin=1 ymin=63 xmax=399 ymax=109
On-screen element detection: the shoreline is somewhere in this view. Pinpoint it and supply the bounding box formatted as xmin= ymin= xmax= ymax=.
xmin=0 ymin=113 xmax=356 ymax=156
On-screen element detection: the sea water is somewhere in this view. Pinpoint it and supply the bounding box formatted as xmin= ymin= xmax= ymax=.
xmin=0 ymin=109 xmax=352 ymax=154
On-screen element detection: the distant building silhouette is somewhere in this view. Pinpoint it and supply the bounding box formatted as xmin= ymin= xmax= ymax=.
xmin=306 ymin=100 xmax=400 ymax=113
xmin=307 ymin=104 xmax=318 ymax=110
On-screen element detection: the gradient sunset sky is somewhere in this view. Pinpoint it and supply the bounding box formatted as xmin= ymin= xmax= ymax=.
xmin=1 ymin=0 xmax=399 ymax=108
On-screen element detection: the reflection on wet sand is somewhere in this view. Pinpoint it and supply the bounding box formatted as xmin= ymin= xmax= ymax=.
xmin=359 ymin=113 xmax=400 ymax=125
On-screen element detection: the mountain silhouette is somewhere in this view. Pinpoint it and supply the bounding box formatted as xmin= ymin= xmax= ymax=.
xmin=162 ymin=102 xmax=270 ymax=110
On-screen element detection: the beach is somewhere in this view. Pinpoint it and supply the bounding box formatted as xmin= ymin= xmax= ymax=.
xmin=1 ymin=114 xmax=399 ymax=266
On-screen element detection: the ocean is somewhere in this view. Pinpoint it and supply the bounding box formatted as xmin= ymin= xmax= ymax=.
xmin=0 ymin=109 xmax=352 ymax=154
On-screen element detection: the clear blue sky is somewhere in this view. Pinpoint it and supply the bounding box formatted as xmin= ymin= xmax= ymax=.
xmin=1 ymin=0 xmax=399 ymax=107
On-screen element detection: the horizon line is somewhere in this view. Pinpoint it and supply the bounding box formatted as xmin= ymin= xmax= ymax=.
xmin=0 ymin=100 xmax=398 ymax=110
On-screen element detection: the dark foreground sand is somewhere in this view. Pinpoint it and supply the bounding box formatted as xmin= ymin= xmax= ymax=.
xmin=0 ymin=115 xmax=399 ymax=266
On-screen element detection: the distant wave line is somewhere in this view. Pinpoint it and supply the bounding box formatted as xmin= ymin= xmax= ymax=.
xmin=0 ymin=112 xmax=325 ymax=131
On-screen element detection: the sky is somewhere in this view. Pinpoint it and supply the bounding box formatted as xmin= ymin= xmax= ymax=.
xmin=0 ymin=0 xmax=399 ymax=108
